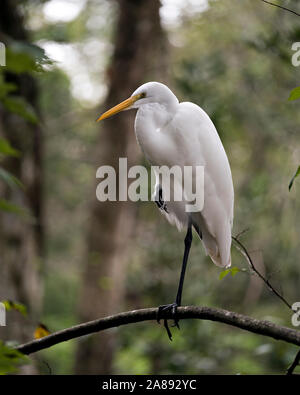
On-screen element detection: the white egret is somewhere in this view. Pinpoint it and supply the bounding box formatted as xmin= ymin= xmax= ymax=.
xmin=97 ymin=82 xmax=234 ymax=339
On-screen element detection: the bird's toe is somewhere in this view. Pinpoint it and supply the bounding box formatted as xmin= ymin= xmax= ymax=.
xmin=157 ymin=303 xmax=180 ymax=340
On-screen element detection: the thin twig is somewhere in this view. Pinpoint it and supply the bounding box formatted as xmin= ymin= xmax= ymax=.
xmin=260 ymin=0 xmax=300 ymax=17
xmin=286 ymin=349 xmax=300 ymax=375
xmin=234 ymin=227 xmax=250 ymax=240
xmin=232 ymin=236 xmax=300 ymax=373
xmin=42 ymin=360 xmax=52 ymax=375
xmin=232 ymin=236 xmax=292 ymax=310
xmin=15 ymin=306 xmax=300 ymax=355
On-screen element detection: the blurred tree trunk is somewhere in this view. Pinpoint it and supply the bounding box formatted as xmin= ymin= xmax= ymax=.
xmin=75 ymin=0 xmax=168 ymax=374
xmin=0 ymin=0 xmax=44 ymax=373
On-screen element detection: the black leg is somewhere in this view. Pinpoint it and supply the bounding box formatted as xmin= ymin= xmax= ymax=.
xmin=175 ymin=223 xmax=193 ymax=306
xmin=157 ymin=220 xmax=193 ymax=340
xmin=155 ymin=186 xmax=169 ymax=213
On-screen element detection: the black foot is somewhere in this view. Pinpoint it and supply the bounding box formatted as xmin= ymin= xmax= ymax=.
xmin=157 ymin=303 xmax=180 ymax=341
xmin=155 ymin=187 xmax=169 ymax=213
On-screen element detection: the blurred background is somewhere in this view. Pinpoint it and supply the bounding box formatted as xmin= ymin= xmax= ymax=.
xmin=0 ymin=0 xmax=299 ymax=374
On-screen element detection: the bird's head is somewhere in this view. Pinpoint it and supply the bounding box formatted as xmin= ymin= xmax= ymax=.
xmin=96 ymin=81 xmax=178 ymax=122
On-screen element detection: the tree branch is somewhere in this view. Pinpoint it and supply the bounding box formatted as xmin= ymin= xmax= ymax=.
xmin=15 ymin=306 xmax=300 ymax=355
xmin=260 ymin=0 xmax=300 ymax=17
xmin=232 ymin=236 xmax=292 ymax=310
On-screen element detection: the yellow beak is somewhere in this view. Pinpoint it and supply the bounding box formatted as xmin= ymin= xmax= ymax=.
xmin=96 ymin=93 xmax=143 ymax=122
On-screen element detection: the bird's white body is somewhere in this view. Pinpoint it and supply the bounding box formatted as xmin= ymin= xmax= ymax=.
xmin=133 ymin=82 xmax=234 ymax=268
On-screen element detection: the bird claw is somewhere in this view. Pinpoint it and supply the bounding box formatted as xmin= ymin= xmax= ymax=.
xmin=157 ymin=303 xmax=180 ymax=341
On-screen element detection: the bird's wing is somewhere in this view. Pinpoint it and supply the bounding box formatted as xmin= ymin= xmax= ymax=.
xmin=165 ymin=102 xmax=234 ymax=267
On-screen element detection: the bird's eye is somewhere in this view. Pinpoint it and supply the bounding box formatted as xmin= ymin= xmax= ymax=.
xmin=140 ymin=92 xmax=146 ymax=99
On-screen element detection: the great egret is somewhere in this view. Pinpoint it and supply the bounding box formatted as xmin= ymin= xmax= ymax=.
xmin=97 ymin=82 xmax=234 ymax=339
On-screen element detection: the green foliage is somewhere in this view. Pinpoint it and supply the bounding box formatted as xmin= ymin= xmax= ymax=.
xmin=0 ymin=167 xmax=24 ymax=190
xmin=0 ymin=199 xmax=32 ymax=220
xmin=0 ymin=40 xmax=51 ymax=124
xmin=6 ymin=41 xmax=52 ymax=74
xmin=0 ymin=141 xmax=28 ymax=216
xmin=0 ymin=79 xmax=17 ymax=99
xmin=2 ymin=96 xmax=38 ymax=124
xmin=0 ymin=341 xmax=29 ymax=375
xmin=0 ymin=138 xmax=20 ymax=157
xmin=288 ymin=87 xmax=300 ymax=101
xmin=2 ymin=300 xmax=27 ymax=317
xmin=219 ymin=267 xmax=241 ymax=280
xmin=289 ymin=166 xmax=300 ymax=191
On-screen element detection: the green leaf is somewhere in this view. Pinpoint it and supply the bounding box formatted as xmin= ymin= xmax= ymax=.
xmin=0 ymin=138 xmax=20 ymax=157
xmin=289 ymin=166 xmax=300 ymax=191
xmin=230 ymin=267 xmax=241 ymax=277
xmin=6 ymin=47 xmax=36 ymax=74
xmin=0 ymin=198 xmax=30 ymax=218
xmin=288 ymin=87 xmax=300 ymax=101
xmin=219 ymin=267 xmax=241 ymax=280
xmin=5 ymin=42 xmax=52 ymax=74
xmin=0 ymin=79 xmax=17 ymax=100
xmin=219 ymin=269 xmax=230 ymax=280
xmin=3 ymin=96 xmax=38 ymax=124
xmin=0 ymin=167 xmax=24 ymax=190
xmin=2 ymin=300 xmax=27 ymax=316
xmin=0 ymin=341 xmax=29 ymax=375
xmin=0 ymin=199 xmax=35 ymax=223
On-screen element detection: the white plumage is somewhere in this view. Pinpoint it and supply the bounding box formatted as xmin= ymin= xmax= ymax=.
xmin=131 ymin=82 xmax=234 ymax=268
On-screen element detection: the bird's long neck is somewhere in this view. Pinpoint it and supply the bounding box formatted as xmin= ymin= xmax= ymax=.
xmin=134 ymin=103 xmax=177 ymax=165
